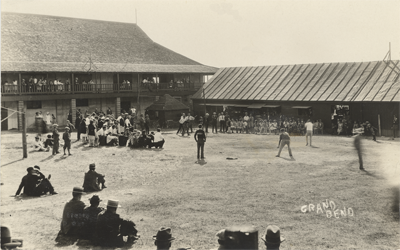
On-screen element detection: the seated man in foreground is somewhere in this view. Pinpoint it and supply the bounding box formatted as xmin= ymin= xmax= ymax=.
xmin=82 ymin=163 xmax=106 ymax=192
xmin=57 ymin=187 xmax=86 ymax=240
xmin=15 ymin=166 xmax=57 ymax=197
xmin=94 ymin=199 xmax=139 ymax=247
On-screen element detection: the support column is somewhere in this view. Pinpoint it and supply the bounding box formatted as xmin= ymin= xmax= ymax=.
xmin=18 ymin=101 xmax=24 ymax=131
xmin=116 ymin=97 xmax=121 ymax=118
xmin=71 ymin=99 xmax=76 ymax=125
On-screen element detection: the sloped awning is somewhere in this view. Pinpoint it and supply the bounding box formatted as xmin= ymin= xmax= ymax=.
xmin=247 ymin=103 xmax=265 ymax=109
xmin=231 ymin=104 xmax=249 ymax=107
xmin=292 ymin=106 xmax=311 ymax=109
xmin=264 ymin=105 xmax=281 ymax=108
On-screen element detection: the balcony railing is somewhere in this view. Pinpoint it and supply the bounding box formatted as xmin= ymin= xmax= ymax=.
xmin=1 ymin=82 xmax=199 ymax=95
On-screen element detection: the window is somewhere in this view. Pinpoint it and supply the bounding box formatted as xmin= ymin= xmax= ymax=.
xmin=27 ymin=101 xmax=42 ymax=109
xmin=76 ymin=99 xmax=89 ymax=107
xmin=297 ymin=108 xmax=313 ymax=117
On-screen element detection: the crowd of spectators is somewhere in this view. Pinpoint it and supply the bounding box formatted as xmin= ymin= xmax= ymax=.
xmin=195 ymin=111 xmax=325 ymax=136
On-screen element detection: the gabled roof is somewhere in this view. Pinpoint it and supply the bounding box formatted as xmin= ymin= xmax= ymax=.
xmin=192 ymin=61 xmax=400 ymax=102
xmin=147 ymin=94 xmax=189 ymax=111
xmin=1 ymin=12 xmax=218 ymax=74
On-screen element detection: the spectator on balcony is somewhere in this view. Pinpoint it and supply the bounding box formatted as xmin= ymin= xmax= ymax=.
xmin=43 ymin=78 xmax=48 ymax=91
xmin=65 ymin=79 xmax=71 ymax=91
xmin=37 ymin=78 xmax=43 ymax=92
xmin=22 ymin=78 xmax=27 ymax=92
xmin=33 ymin=77 xmax=38 ymax=92
xmin=46 ymin=80 xmax=51 ymax=91
xmin=28 ymin=76 xmax=34 ymax=92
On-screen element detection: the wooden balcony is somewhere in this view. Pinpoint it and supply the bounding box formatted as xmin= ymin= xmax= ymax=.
xmin=1 ymin=82 xmax=200 ymax=96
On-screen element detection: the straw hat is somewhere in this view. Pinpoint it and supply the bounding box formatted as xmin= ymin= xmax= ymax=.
xmin=106 ymin=199 xmax=121 ymax=208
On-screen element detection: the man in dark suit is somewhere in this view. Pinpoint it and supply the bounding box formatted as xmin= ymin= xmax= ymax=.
xmin=83 ymin=163 xmax=106 ymax=192
xmin=194 ymin=124 xmax=206 ymax=161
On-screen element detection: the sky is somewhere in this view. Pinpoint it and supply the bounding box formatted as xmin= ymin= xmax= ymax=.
xmin=1 ymin=0 xmax=400 ymax=68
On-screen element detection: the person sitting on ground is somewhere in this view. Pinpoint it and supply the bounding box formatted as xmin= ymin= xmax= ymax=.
xmin=146 ymin=132 xmax=155 ymax=148
xmin=95 ymin=200 xmax=138 ymax=247
xmin=33 ymin=165 xmax=57 ymax=195
xmin=153 ymin=227 xmax=176 ymax=250
xmin=15 ymin=167 xmax=40 ymax=197
xmin=153 ymin=128 xmax=165 ymax=149
xmin=261 ymin=225 xmax=285 ymax=250
xmin=83 ymin=163 xmax=107 ymax=192
xmin=44 ymin=134 xmax=53 ymax=151
xmin=97 ymin=125 xmax=107 ymax=146
xmin=82 ymin=195 xmax=104 ymax=240
xmin=106 ymin=125 xmax=119 ymax=146
xmin=34 ymin=136 xmax=46 ymax=151
xmin=138 ymin=130 xmax=147 ymax=148
xmin=57 ymin=187 xmax=86 ymax=240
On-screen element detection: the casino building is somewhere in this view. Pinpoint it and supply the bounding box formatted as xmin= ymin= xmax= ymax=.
xmin=1 ymin=12 xmax=217 ymax=131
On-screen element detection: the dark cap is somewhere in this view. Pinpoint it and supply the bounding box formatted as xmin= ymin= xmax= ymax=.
xmin=89 ymin=195 xmax=102 ymax=202
xmin=153 ymin=227 xmax=175 ymax=242
xmin=34 ymin=165 xmax=40 ymax=170
xmin=89 ymin=163 xmax=96 ymax=169
xmin=27 ymin=167 xmax=34 ymax=172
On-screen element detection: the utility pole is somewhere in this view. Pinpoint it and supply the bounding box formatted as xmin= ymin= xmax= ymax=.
xmin=22 ymin=108 xmax=27 ymax=158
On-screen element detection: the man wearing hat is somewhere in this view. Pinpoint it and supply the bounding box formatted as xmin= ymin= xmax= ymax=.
xmin=33 ymin=165 xmax=57 ymax=195
xmin=15 ymin=167 xmax=41 ymax=196
xmin=95 ymin=199 xmax=125 ymax=247
xmin=59 ymin=187 xmax=86 ymax=236
xmin=82 ymin=195 xmax=104 ymax=239
xmin=63 ymin=127 xmax=72 ymax=156
xmin=153 ymin=227 xmax=175 ymax=250
xmin=83 ymin=163 xmax=106 ymax=192
xmin=261 ymin=225 xmax=285 ymax=250
xmin=52 ymin=124 xmax=60 ymax=155
xmin=194 ymin=124 xmax=206 ymax=161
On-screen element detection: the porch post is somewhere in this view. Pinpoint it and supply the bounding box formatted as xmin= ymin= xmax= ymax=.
xmin=116 ymin=97 xmax=121 ymax=118
xmin=18 ymin=100 xmax=24 ymax=131
xmin=71 ymin=99 xmax=76 ymax=125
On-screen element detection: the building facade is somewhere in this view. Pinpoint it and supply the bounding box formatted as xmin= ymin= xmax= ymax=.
xmin=1 ymin=12 xmax=217 ymax=130
xmin=192 ymin=61 xmax=400 ymax=136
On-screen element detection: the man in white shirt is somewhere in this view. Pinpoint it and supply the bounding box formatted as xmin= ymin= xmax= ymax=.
xmin=153 ymin=128 xmax=165 ymax=148
xmin=305 ymin=119 xmax=313 ymax=146
xmin=187 ymin=113 xmax=195 ymax=133
xmin=218 ymin=113 xmax=225 ymax=133
xmin=177 ymin=113 xmax=188 ymax=136
xmin=243 ymin=112 xmax=250 ymax=134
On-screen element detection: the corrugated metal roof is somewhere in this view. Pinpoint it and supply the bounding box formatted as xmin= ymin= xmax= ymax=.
xmin=193 ymin=61 xmax=400 ymax=102
xmin=1 ymin=12 xmax=218 ymax=74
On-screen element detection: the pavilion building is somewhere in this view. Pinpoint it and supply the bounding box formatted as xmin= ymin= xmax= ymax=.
xmin=1 ymin=12 xmax=217 ymax=130
xmin=192 ymin=61 xmax=400 ymax=136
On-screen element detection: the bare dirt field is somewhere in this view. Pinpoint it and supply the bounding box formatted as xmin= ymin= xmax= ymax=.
xmin=1 ymin=130 xmax=399 ymax=250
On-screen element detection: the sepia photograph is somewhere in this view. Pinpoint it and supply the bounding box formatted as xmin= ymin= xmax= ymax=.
xmin=1 ymin=0 xmax=399 ymax=249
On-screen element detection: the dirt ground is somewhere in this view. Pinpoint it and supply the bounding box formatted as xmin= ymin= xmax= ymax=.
xmin=1 ymin=130 xmax=399 ymax=250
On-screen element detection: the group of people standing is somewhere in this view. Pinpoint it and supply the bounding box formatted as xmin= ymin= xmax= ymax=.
xmin=192 ymin=111 xmax=324 ymax=136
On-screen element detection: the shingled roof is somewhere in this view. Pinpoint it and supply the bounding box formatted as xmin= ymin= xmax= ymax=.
xmin=192 ymin=61 xmax=400 ymax=102
xmin=1 ymin=12 xmax=218 ymax=73
xmin=147 ymin=94 xmax=189 ymax=111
